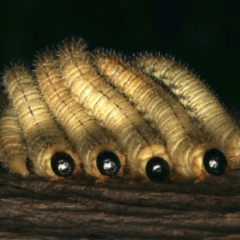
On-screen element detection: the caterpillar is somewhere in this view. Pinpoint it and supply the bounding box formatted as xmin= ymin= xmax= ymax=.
xmin=134 ymin=54 xmax=235 ymax=170
xmin=0 ymin=37 xmax=236 ymax=183
xmin=57 ymin=39 xmax=172 ymax=182
xmin=35 ymin=50 xmax=126 ymax=180
xmin=2 ymin=64 xmax=81 ymax=179
xmin=93 ymin=51 xmax=227 ymax=180
xmin=0 ymin=104 xmax=29 ymax=176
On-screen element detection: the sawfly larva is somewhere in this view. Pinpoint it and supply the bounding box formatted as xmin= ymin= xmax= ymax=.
xmin=135 ymin=54 xmax=232 ymax=172
xmin=35 ymin=50 xmax=126 ymax=180
xmin=0 ymin=104 xmax=29 ymax=176
xmin=57 ymin=39 xmax=172 ymax=182
xmin=94 ymin=51 xmax=227 ymax=180
xmin=1 ymin=36 xmax=236 ymax=183
xmin=2 ymin=65 xmax=81 ymax=179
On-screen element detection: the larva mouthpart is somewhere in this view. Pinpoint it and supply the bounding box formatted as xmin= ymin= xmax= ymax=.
xmin=2 ymin=65 xmax=81 ymax=179
xmin=0 ymin=104 xmax=29 ymax=176
xmin=93 ymin=51 xmax=228 ymax=179
xmin=58 ymin=39 xmax=172 ymax=182
xmin=135 ymin=55 xmax=234 ymax=172
xmin=35 ymin=50 xmax=126 ymax=180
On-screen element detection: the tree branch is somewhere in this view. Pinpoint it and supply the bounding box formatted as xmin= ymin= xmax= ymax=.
xmin=0 ymin=170 xmax=240 ymax=239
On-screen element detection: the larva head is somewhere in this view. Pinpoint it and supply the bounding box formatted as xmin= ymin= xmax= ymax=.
xmin=87 ymin=143 xmax=126 ymax=180
xmin=145 ymin=157 xmax=170 ymax=182
xmin=192 ymin=145 xmax=227 ymax=179
xmin=96 ymin=151 xmax=121 ymax=175
xmin=203 ymin=148 xmax=227 ymax=176
xmin=35 ymin=143 xmax=81 ymax=179
xmin=51 ymin=152 xmax=75 ymax=177
xmin=137 ymin=144 xmax=172 ymax=182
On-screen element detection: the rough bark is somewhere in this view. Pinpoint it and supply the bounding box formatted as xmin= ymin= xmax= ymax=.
xmin=0 ymin=169 xmax=240 ymax=239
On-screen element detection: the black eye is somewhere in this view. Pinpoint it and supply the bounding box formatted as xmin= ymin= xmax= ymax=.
xmin=146 ymin=157 xmax=170 ymax=182
xmin=51 ymin=152 xmax=75 ymax=177
xmin=203 ymin=148 xmax=227 ymax=176
xmin=96 ymin=151 xmax=121 ymax=177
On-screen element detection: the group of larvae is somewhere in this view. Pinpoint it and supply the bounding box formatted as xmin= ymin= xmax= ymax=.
xmin=0 ymin=38 xmax=238 ymax=183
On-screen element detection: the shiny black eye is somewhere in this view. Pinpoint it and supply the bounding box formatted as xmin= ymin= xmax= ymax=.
xmin=203 ymin=148 xmax=227 ymax=176
xmin=146 ymin=157 xmax=170 ymax=182
xmin=51 ymin=152 xmax=75 ymax=177
xmin=96 ymin=151 xmax=121 ymax=177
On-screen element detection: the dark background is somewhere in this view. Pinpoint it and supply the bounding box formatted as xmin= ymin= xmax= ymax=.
xmin=1 ymin=0 xmax=240 ymax=111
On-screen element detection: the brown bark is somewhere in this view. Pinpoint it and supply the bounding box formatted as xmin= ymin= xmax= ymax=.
xmin=0 ymin=169 xmax=240 ymax=239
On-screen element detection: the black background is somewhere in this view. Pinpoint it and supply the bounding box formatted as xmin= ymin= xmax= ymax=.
xmin=1 ymin=0 xmax=240 ymax=110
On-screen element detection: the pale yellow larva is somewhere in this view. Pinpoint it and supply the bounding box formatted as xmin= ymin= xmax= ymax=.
xmin=2 ymin=65 xmax=81 ymax=179
xmin=34 ymin=50 xmax=126 ymax=180
xmin=0 ymin=104 xmax=29 ymax=176
xmin=95 ymin=51 xmax=198 ymax=138
xmin=93 ymin=51 xmax=228 ymax=180
xmin=135 ymin=54 xmax=232 ymax=173
xmin=57 ymin=39 xmax=172 ymax=182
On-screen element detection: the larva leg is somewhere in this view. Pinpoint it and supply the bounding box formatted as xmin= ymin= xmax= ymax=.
xmin=35 ymin=50 xmax=126 ymax=180
xmin=94 ymin=51 xmax=227 ymax=180
xmin=2 ymin=65 xmax=80 ymax=179
xmin=0 ymin=104 xmax=29 ymax=176
xmin=58 ymin=39 xmax=172 ymax=182
xmin=135 ymin=55 xmax=238 ymax=171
